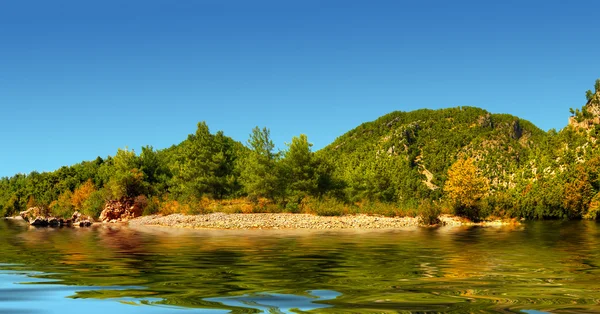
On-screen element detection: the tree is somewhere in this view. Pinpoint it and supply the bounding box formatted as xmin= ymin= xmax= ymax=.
xmin=50 ymin=190 xmax=74 ymax=218
xmin=140 ymin=145 xmax=171 ymax=195
xmin=71 ymin=179 xmax=96 ymax=211
xmin=281 ymin=134 xmax=319 ymax=203
xmin=239 ymin=127 xmax=281 ymax=201
xmin=106 ymin=148 xmax=146 ymax=199
xmin=169 ymin=122 xmax=238 ymax=199
xmin=444 ymin=157 xmax=489 ymax=220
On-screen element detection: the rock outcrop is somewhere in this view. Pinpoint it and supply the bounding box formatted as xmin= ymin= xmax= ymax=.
xmin=19 ymin=207 xmax=92 ymax=228
xmin=569 ymin=91 xmax=600 ymax=130
xmin=71 ymin=211 xmax=93 ymax=227
xmin=19 ymin=207 xmax=48 ymax=223
xmin=99 ymin=197 xmax=143 ymax=223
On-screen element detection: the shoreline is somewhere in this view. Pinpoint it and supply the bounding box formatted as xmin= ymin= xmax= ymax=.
xmin=128 ymin=213 xmax=518 ymax=230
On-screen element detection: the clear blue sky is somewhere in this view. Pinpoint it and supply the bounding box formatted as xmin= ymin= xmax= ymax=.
xmin=1 ymin=0 xmax=599 ymax=177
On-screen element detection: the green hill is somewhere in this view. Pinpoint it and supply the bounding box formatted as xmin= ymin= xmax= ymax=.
xmin=317 ymin=107 xmax=547 ymax=204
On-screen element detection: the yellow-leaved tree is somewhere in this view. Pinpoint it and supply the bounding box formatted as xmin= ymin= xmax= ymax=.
xmin=444 ymin=157 xmax=489 ymax=220
xmin=71 ymin=179 xmax=97 ymax=211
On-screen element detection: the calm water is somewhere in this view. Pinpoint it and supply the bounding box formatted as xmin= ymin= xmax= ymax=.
xmin=1 ymin=219 xmax=600 ymax=313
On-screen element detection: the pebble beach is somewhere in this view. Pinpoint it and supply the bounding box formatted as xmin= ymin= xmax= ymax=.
xmin=128 ymin=213 xmax=513 ymax=230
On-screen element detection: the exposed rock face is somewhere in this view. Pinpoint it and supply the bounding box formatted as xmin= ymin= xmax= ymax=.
xmin=99 ymin=197 xmax=142 ymax=222
xmin=569 ymin=93 xmax=600 ymax=130
xmin=511 ymin=120 xmax=523 ymax=140
xmin=569 ymin=114 xmax=600 ymax=130
xmin=477 ymin=113 xmax=493 ymax=128
xmin=19 ymin=207 xmax=48 ymax=223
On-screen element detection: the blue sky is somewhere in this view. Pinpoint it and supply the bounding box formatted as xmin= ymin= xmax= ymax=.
xmin=1 ymin=0 xmax=599 ymax=177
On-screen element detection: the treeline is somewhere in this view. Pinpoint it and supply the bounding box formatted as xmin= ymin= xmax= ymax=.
xmin=2 ymin=80 xmax=600 ymax=221
xmin=0 ymin=123 xmax=339 ymax=218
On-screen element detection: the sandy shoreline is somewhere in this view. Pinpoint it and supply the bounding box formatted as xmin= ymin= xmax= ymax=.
xmin=128 ymin=213 xmax=517 ymax=230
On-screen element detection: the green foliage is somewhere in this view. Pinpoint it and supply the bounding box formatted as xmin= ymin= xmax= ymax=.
xmin=51 ymin=190 xmax=74 ymax=218
xmin=106 ymin=148 xmax=147 ymax=199
xmin=239 ymin=127 xmax=282 ymax=201
xmin=169 ymin=122 xmax=241 ymax=200
xmin=279 ymin=134 xmax=334 ymax=208
xmin=418 ymin=200 xmax=441 ymax=225
xmin=306 ymin=197 xmax=346 ymax=216
xmin=2 ymin=78 xmax=600 ymax=221
xmin=82 ymin=189 xmax=110 ymax=219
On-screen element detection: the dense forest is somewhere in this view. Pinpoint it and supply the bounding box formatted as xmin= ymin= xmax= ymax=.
xmin=2 ymin=79 xmax=600 ymax=221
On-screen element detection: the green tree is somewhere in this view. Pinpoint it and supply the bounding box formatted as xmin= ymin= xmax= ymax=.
xmin=106 ymin=148 xmax=147 ymax=199
xmin=140 ymin=146 xmax=171 ymax=195
xmin=239 ymin=127 xmax=281 ymax=201
xmin=169 ymin=122 xmax=239 ymax=199
xmin=281 ymin=134 xmax=319 ymax=203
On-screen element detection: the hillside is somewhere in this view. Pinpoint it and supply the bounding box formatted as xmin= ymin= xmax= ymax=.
xmin=318 ymin=107 xmax=546 ymax=204
xmin=2 ymin=79 xmax=600 ymax=221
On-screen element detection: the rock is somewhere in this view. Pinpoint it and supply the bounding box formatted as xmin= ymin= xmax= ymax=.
xmin=48 ymin=217 xmax=59 ymax=227
xmin=30 ymin=217 xmax=48 ymax=227
xmin=78 ymin=220 xmax=92 ymax=227
xmin=72 ymin=211 xmax=82 ymax=222
xmin=99 ymin=197 xmax=143 ymax=223
xmin=20 ymin=207 xmax=47 ymax=223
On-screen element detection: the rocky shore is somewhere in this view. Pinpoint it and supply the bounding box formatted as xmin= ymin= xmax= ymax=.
xmin=129 ymin=213 xmax=517 ymax=230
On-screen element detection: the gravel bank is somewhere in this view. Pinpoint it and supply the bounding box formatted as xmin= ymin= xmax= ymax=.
xmin=128 ymin=213 xmax=503 ymax=230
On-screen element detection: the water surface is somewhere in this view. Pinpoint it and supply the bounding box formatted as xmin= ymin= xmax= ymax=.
xmin=1 ymin=219 xmax=600 ymax=313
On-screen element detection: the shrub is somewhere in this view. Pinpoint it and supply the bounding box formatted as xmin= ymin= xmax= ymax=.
xmin=143 ymin=196 xmax=160 ymax=216
xmin=72 ymin=179 xmax=96 ymax=211
xmin=584 ymin=193 xmax=600 ymax=220
xmin=418 ymin=200 xmax=441 ymax=225
xmin=303 ymin=197 xmax=346 ymax=216
xmin=50 ymin=191 xmax=74 ymax=218
xmin=82 ymin=189 xmax=109 ymax=219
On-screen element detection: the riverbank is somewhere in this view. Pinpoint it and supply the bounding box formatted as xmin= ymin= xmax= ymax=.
xmin=128 ymin=213 xmax=518 ymax=230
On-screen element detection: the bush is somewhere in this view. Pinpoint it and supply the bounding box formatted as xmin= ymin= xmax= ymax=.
xmin=584 ymin=193 xmax=600 ymax=220
xmin=285 ymin=201 xmax=302 ymax=213
xmin=50 ymin=191 xmax=74 ymax=218
xmin=302 ymin=197 xmax=346 ymax=216
xmin=143 ymin=196 xmax=161 ymax=216
xmin=418 ymin=200 xmax=441 ymax=225
xmin=82 ymin=189 xmax=110 ymax=218
xmin=452 ymin=203 xmax=482 ymax=222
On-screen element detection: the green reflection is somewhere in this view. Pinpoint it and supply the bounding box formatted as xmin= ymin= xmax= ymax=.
xmin=1 ymin=219 xmax=600 ymax=313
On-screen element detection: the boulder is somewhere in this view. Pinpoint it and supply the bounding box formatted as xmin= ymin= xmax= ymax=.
xmin=21 ymin=209 xmax=88 ymax=228
xmin=30 ymin=217 xmax=49 ymax=227
xmin=47 ymin=217 xmax=59 ymax=227
xmin=71 ymin=211 xmax=93 ymax=224
xmin=99 ymin=197 xmax=143 ymax=222
xmin=19 ymin=207 xmax=47 ymax=223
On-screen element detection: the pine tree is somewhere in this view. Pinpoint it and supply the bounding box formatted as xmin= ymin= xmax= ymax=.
xmin=239 ymin=127 xmax=281 ymax=201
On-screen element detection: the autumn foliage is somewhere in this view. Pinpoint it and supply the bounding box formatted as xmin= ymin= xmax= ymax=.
xmin=71 ymin=179 xmax=96 ymax=211
xmin=444 ymin=157 xmax=489 ymax=220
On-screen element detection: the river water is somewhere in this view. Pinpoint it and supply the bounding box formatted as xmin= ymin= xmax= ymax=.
xmin=1 ymin=218 xmax=599 ymax=313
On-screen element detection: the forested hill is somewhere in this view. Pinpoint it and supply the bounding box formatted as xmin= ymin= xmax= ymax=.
xmin=317 ymin=107 xmax=547 ymax=203
xmin=2 ymin=79 xmax=600 ymax=221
